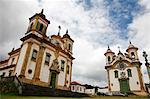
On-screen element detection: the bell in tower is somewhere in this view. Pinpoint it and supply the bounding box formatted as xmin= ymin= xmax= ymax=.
xmin=26 ymin=9 xmax=50 ymax=38
xmin=62 ymin=29 xmax=74 ymax=54
xmin=126 ymin=41 xmax=139 ymax=60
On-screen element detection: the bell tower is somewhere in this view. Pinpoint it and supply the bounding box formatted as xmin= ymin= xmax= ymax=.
xmin=26 ymin=9 xmax=50 ymax=38
xmin=126 ymin=41 xmax=139 ymax=60
xmin=104 ymin=46 xmax=115 ymax=64
xmin=62 ymin=30 xmax=74 ymax=54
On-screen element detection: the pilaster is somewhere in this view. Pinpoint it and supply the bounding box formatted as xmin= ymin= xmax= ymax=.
xmin=33 ymin=43 xmax=45 ymax=82
xmin=19 ymin=42 xmax=33 ymax=79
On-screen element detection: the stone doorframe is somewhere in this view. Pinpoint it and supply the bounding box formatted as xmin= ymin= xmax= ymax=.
xmin=119 ymin=78 xmax=130 ymax=93
xmin=49 ymin=70 xmax=59 ymax=88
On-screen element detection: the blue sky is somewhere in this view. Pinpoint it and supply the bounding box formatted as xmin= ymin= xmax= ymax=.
xmin=0 ymin=0 xmax=150 ymax=86
xmin=79 ymin=0 xmax=145 ymax=41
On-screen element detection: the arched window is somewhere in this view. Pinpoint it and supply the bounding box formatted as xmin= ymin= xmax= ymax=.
xmin=39 ymin=23 xmax=43 ymax=32
xmin=114 ymin=70 xmax=118 ymax=78
xmin=127 ymin=69 xmax=132 ymax=77
xmin=69 ymin=44 xmax=71 ymax=50
xmin=131 ymin=52 xmax=135 ymax=59
xmin=36 ymin=22 xmax=40 ymax=30
xmin=108 ymin=56 xmax=111 ymax=62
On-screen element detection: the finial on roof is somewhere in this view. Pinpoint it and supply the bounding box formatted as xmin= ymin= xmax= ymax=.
xmin=118 ymin=46 xmax=121 ymax=52
xmin=108 ymin=45 xmax=110 ymax=49
xmin=129 ymin=40 xmax=132 ymax=44
xmin=58 ymin=25 xmax=61 ymax=36
xmin=12 ymin=47 xmax=15 ymax=51
xmin=41 ymin=9 xmax=44 ymax=14
xmin=66 ymin=29 xmax=68 ymax=34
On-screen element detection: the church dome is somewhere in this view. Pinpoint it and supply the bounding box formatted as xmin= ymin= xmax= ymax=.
xmin=62 ymin=30 xmax=74 ymax=42
xmin=126 ymin=41 xmax=138 ymax=52
xmin=63 ymin=33 xmax=70 ymax=38
xmin=104 ymin=46 xmax=115 ymax=56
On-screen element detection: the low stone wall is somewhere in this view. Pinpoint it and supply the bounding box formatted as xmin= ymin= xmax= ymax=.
xmin=0 ymin=76 xmax=20 ymax=94
xmin=22 ymin=83 xmax=89 ymax=97
xmin=0 ymin=76 xmax=89 ymax=97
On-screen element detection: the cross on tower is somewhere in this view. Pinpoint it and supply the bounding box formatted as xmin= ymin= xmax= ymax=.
xmin=58 ymin=25 xmax=61 ymax=36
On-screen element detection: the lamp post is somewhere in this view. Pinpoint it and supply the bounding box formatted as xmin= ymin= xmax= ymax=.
xmin=143 ymin=51 xmax=150 ymax=82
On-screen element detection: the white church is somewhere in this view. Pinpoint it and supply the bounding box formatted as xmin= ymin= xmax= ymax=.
xmin=104 ymin=42 xmax=147 ymax=95
xmin=0 ymin=9 xmax=74 ymax=90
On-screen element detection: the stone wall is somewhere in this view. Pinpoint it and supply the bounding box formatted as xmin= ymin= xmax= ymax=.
xmin=0 ymin=76 xmax=89 ymax=97
xmin=0 ymin=76 xmax=21 ymax=94
xmin=22 ymin=83 xmax=89 ymax=97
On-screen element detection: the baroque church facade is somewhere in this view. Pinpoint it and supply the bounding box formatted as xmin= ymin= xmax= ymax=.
xmin=0 ymin=10 xmax=74 ymax=90
xmin=104 ymin=42 xmax=145 ymax=94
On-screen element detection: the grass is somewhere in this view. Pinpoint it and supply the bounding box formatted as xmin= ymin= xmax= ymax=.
xmin=0 ymin=93 xmax=149 ymax=99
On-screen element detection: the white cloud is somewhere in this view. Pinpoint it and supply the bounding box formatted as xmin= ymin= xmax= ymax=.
xmin=128 ymin=0 xmax=150 ymax=83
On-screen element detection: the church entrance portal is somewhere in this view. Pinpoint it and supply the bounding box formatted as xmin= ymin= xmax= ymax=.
xmin=119 ymin=79 xmax=130 ymax=93
xmin=50 ymin=72 xmax=57 ymax=88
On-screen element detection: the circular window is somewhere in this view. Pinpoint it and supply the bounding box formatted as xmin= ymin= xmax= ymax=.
xmin=28 ymin=69 xmax=32 ymax=74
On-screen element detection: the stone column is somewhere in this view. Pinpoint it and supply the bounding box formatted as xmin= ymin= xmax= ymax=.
xmin=19 ymin=42 xmax=33 ymax=79
xmin=33 ymin=43 xmax=45 ymax=81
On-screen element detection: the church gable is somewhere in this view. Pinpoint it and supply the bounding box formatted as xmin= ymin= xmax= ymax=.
xmin=112 ymin=60 xmax=132 ymax=69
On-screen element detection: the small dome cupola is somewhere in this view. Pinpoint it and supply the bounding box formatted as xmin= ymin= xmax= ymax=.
xmin=104 ymin=46 xmax=115 ymax=64
xmin=104 ymin=46 xmax=114 ymax=56
xmin=126 ymin=41 xmax=139 ymax=60
xmin=26 ymin=9 xmax=50 ymax=37
xmin=62 ymin=30 xmax=74 ymax=42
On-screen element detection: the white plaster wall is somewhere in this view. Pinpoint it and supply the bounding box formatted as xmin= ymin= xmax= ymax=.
xmin=57 ymin=55 xmax=66 ymax=86
xmin=25 ymin=43 xmax=39 ymax=79
xmin=98 ymin=88 xmax=108 ymax=93
xmin=109 ymin=66 xmax=141 ymax=92
xmin=109 ymin=69 xmax=120 ymax=91
xmin=39 ymin=48 xmax=55 ymax=83
xmin=0 ymin=67 xmax=14 ymax=77
xmin=127 ymin=67 xmax=141 ymax=91
xmin=85 ymin=88 xmax=95 ymax=95
xmin=15 ymin=43 xmax=28 ymax=76
xmin=71 ymin=85 xmax=85 ymax=93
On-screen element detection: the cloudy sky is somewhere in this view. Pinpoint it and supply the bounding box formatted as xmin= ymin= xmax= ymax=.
xmin=0 ymin=0 xmax=150 ymax=87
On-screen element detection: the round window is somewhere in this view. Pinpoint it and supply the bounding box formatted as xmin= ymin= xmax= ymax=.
xmin=28 ymin=69 xmax=32 ymax=74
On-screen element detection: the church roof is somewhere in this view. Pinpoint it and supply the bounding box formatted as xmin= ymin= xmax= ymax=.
xmin=126 ymin=41 xmax=138 ymax=52
xmin=104 ymin=46 xmax=115 ymax=56
xmin=29 ymin=9 xmax=50 ymax=24
xmin=71 ymin=81 xmax=81 ymax=85
xmin=8 ymin=48 xmax=21 ymax=55
xmin=62 ymin=32 xmax=74 ymax=42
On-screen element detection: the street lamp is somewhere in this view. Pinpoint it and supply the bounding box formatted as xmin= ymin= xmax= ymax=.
xmin=143 ymin=51 xmax=150 ymax=82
